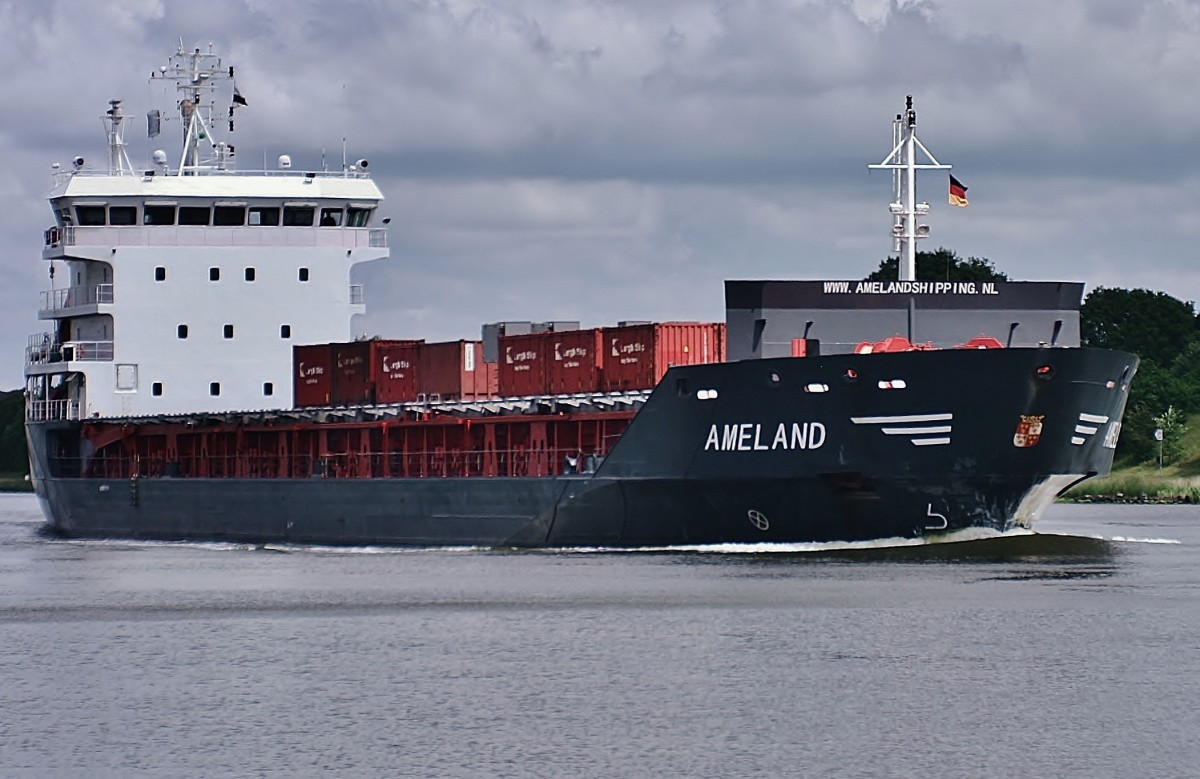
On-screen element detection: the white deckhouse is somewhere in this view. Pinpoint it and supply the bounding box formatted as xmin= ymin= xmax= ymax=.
xmin=26 ymin=43 xmax=388 ymax=421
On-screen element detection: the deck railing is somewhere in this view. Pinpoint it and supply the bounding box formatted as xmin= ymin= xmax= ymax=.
xmin=26 ymin=335 xmax=115 ymax=365
xmin=27 ymin=399 xmax=81 ymax=421
xmin=43 ymin=224 xmax=388 ymax=251
xmin=40 ymin=283 xmax=114 ymax=314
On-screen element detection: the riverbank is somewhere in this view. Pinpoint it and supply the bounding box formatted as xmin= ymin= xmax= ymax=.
xmin=0 ymin=473 xmax=32 ymax=492
xmin=1062 ymin=467 xmax=1200 ymax=504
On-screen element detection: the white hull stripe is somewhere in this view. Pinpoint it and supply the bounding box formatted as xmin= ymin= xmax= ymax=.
xmin=1074 ymin=424 xmax=1098 ymax=434
xmin=881 ymin=426 xmax=952 ymax=435
xmin=1079 ymin=413 xmax=1109 ymax=424
xmin=852 ymin=413 xmax=953 ymax=446
xmin=851 ymin=413 xmax=953 ymax=424
xmin=1071 ymin=436 xmax=1086 ymax=446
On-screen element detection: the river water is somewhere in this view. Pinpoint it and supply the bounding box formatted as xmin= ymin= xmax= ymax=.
xmin=1 ymin=493 xmax=1197 ymax=778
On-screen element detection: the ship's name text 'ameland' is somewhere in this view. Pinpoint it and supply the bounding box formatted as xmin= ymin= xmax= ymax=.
xmin=705 ymin=422 xmax=827 ymax=452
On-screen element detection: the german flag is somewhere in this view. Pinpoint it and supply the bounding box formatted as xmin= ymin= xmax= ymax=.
xmin=949 ymin=174 xmax=969 ymax=207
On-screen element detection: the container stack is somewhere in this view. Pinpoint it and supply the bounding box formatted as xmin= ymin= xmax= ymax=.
xmin=295 ymin=321 xmax=727 ymax=407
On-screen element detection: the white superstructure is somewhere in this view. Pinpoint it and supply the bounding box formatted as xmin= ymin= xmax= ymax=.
xmin=25 ymin=43 xmax=388 ymax=420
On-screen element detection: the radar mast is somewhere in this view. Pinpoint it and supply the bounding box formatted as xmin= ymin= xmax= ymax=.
xmin=868 ymin=96 xmax=953 ymax=281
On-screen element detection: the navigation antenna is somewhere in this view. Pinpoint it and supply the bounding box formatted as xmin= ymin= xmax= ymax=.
xmin=868 ymin=96 xmax=952 ymax=281
xmin=150 ymin=42 xmax=239 ymax=175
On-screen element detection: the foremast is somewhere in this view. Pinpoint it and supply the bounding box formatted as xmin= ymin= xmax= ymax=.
xmin=150 ymin=42 xmax=242 ymax=174
xmin=868 ymin=96 xmax=953 ymax=281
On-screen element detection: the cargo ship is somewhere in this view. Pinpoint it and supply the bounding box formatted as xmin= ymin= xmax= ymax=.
xmin=24 ymin=44 xmax=1137 ymax=547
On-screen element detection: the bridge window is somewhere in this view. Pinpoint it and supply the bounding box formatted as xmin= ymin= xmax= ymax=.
xmin=179 ymin=206 xmax=211 ymax=225
xmin=75 ymin=205 xmax=106 ymax=226
xmin=143 ymin=204 xmax=176 ymax=225
xmin=154 ymin=267 xmax=166 ymax=281
xmin=109 ymin=206 xmax=137 ymax=225
xmin=346 ymin=207 xmax=372 ymax=227
xmin=319 ymin=208 xmax=343 ymax=227
xmin=248 ymin=206 xmax=279 ymax=226
xmin=214 ymin=205 xmax=246 ymax=226
xmin=283 ymin=206 xmax=314 ymax=226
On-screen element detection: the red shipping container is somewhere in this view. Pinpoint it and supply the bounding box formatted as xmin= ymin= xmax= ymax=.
xmin=293 ymin=343 xmax=334 ymax=408
xmin=498 ymin=332 xmax=548 ymax=396
xmin=418 ymin=340 xmax=494 ymax=401
xmin=546 ymin=328 xmax=604 ymax=395
xmin=372 ymin=340 xmax=423 ymax=404
xmin=328 ymin=341 xmax=373 ymax=405
xmin=601 ymin=322 xmax=724 ymax=392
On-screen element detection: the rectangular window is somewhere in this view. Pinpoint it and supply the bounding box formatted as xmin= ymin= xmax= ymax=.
xmin=346 ymin=207 xmax=372 ymax=227
xmin=109 ymin=206 xmax=137 ymax=225
xmin=319 ymin=208 xmax=343 ymax=227
xmin=263 ymin=382 xmax=274 ymax=396
xmin=143 ymin=205 xmax=176 ymax=225
xmin=209 ymin=267 xmax=220 ymax=281
xmin=152 ymin=382 xmax=163 ymax=396
xmin=154 ymin=267 xmax=166 ymax=282
xmin=75 ymin=206 xmax=106 ymax=226
xmin=210 ymin=382 xmax=221 ymax=396
xmin=280 ymin=324 xmax=292 ymax=338
xmin=224 ymin=324 xmax=234 ymax=339
xmin=298 ymin=268 xmax=310 ymax=282
xmin=179 ymin=206 xmax=211 ymax=225
xmin=244 ymin=267 xmax=256 ymax=282
xmin=177 ymin=324 xmax=188 ymax=339
xmin=116 ymin=364 xmax=138 ymax=391
xmin=213 ymin=206 xmax=246 ymax=226
xmin=283 ymin=206 xmax=314 ymax=226
xmin=248 ymin=206 xmax=280 ymax=226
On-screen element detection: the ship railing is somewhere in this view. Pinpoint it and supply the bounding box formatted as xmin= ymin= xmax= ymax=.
xmin=39 ymin=283 xmax=114 ymax=314
xmin=28 ymin=335 xmax=115 ymax=364
xmin=27 ymin=399 xmax=81 ymax=422
xmin=58 ymin=168 xmax=375 ymax=180
xmin=47 ymin=225 xmax=388 ymax=250
xmin=70 ymin=446 xmax=612 ymax=481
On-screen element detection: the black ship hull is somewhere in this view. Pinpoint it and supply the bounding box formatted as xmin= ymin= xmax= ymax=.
xmin=27 ymin=347 xmax=1137 ymax=547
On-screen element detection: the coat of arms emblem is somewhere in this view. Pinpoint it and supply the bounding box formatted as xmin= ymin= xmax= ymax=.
xmin=1013 ymin=415 xmax=1045 ymax=448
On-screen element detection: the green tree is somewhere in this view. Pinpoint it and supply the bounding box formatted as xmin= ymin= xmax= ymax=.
xmin=865 ymin=247 xmax=1009 ymax=282
xmin=0 ymin=390 xmax=28 ymax=474
xmin=1081 ymin=287 xmax=1197 ymax=367
xmin=1152 ymin=405 xmax=1188 ymax=466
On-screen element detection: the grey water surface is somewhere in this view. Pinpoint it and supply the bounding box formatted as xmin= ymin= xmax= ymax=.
xmin=1 ymin=493 xmax=1197 ymax=778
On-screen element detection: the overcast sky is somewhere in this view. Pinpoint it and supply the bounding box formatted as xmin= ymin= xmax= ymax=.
xmin=2 ymin=0 xmax=1199 ymax=388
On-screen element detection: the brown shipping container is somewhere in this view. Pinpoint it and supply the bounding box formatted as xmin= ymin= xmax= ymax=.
xmin=419 ymin=340 xmax=494 ymax=401
xmin=372 ymin=340 xmax=423 ymax=404
xmin=545 ymin=328 xmax=604 ymax=395
xmin=498 ymin=332 xmax=548 ymax=396
xmin=293 ymin=343 xmax=335 ymax=407
xmin=601 ymin=322 xmax=725 ymax=392
xmin=330 ymin=341 xmax=374 ymax=405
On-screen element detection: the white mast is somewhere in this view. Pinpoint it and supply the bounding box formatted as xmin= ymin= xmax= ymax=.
xmin=151 ymin=42 xmax=239 ymax=174
xmin=868 ymin=96 xmax=952 ymax=281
